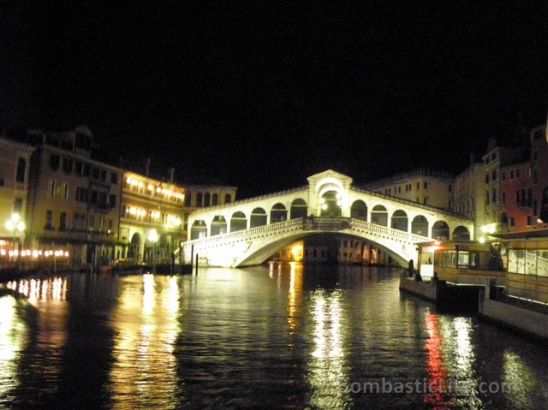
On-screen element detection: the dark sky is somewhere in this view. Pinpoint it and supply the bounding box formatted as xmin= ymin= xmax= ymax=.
xmin=2 ymin=1 xmax=548 ymax=197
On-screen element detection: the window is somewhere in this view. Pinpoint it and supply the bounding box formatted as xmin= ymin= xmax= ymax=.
xmin=76 ymin=187 xmax=88 ymax=202
xmin=62 ymin=158 xmax=73 ymax=173
xmin=204 ymin=193 xmax=211 ymax=207
xmin=48 ymin=180 xmax=56 ymax=198
xmin=13 ymin=198 xmax=22 ymax=213
xmin=99 ymin=192 xmax=107 ymax=205
xmin=74 ymin=161 xmax=83 ymax=175
xmin=89 ymin=215 xmax=95 ymax=230
xmin=224 ymin=194 xmax=231 ymax=204
xmin=492 ymin=170 xmax=496 ymax=180
xmin=424 ymin=182 xmax=428 ymax=189
xmin=448 ymin=184 xmax=452 ymax=192
xmin=486 ymin=191 xmax=490 ymax=205
xmin=485 ymin=173 xmax=490 ymax=183
xmin=90 ymin=190 xmax=98 ymax=204
xmin=73 ymin=213 xmax=85 ymax=230
xmin=111 ymin=173 xmax=118 ymax=184
xmin=502 ymin=172 xmax=506 ymax=181
xmin=212 ymin=193 xmax=219 ymax=206
xmin=510 ymin=170 xmax=514 ymax=179
xmin=0 ymin=177 xmax=4 ymax=187
xmin=63 ymin=183 xmax=69 ymax=200
xmin=184 ymin=192 xmax=191 ymax=207
xmin=49 ymin=154 xmax=60 ymax=171
xmin=45 ymin=210 xmax=53 ymax=229
xmin=502 ymin=192 xmax=506 ymax=204
xmin=416 ymin=182 xmax=420 ymax=190
xmin=109 ymin=194 xmax=116 ymax=208
xmin=492 ymin=188 xmax=496 ymax=203
xmin=16 ymin=158 xmax=26 ymax=183
xmin=59 ymin=212 xmax=67 ymax=230
xmin=196 ymin=192 xmax=203 ymax=207
xmin=510 ymin=217 xmax=515 ymax=226
xmin=527 ymin=167 xmax=532 ymax=177
xmin=100 ymin=170 xmax=107 ymax=182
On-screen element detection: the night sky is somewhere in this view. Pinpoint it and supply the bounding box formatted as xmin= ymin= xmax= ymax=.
xmin=2 ymin=1 xmax=547 ymax=197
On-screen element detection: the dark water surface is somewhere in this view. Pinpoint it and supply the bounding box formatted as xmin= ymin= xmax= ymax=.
xmin=0 ymin=265 xmax=547 ymax=409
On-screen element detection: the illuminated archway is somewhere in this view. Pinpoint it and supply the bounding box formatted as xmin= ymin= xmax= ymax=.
xmin=230 ymin=211 xmax=247 ymax=232
xmin=290 ymin=198 xmax=308 ymax=219
xmin=371 ymin=205 xmax=388 ymax=226
xmin=391 ymin=210 xmax=408 ymax=232
xmin=250 ymin=207 xmax=267 ymax=227
xmin=320 ymin=191 xmax=342 ymax=217
xmin=211 ymin=215 xmax=228 ymax=236
xmin=431 ymin=221 xmax=449 ymax=240
xmin=270 ymin=203 xmax=288 ymax=223
xmin=350 ymin=200 xmax=367 ymax=220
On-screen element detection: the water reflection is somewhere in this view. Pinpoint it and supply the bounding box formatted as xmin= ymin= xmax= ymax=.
xmin=0 ymin=296 xmax=28 ymax=403
xmin=287 ymin=262 xmax=303 ymax=335
xmin=308 ymin=289 xmax=350 ymax=409
xmin=109 ymin=274 xmax=181 ymax=409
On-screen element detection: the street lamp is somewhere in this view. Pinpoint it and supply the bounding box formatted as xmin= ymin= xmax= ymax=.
xmin=5 ymin=213 xmax=25 ymax=267
xmin=147 ymin=229 xmax=158 ymax=272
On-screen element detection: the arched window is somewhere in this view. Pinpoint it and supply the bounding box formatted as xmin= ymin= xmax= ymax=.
xmin=500 ymin=212 xmax=509 ymax=231
xmin=196 ymin=192 xmax=203 ymax=207
xmin=210 ymin=216 xmax=227 ymax=236
xmin=250 ymin=207 xmax=267 ymax=227
xmin=204 ymin=193 xmax=211 ymax=207
xmin=371 ymin=205 xmax=388 ymax=226
xmin=230 ymin=211 xmax=247 ymax=232
xmin=350 ymin=200 xmax=368 ymax=220
xmin=212 ymin=193 xmax=219 ymax=206
xmin=452 ymin=226 xmax=470 ymax=241
xmin=290 ymin=198 xmax=307 ymax=219
xmin=224 ymin=194 xmax=232 ymax=204
xmin=411 ymin=215 xmax=429 ymax=237
xmin=391 ymin=210 xmax=408 ymax=231
xmin=16 ymin=158 xmax=26 ymax=183
xmin=270 ymin=203 xmax=287 ymax=223
xmin=431 ymin=221 xmax=449 ymax=240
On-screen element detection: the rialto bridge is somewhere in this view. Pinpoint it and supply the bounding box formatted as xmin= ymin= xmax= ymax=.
xmin=182 ymin=170 xmax=474 ymax=268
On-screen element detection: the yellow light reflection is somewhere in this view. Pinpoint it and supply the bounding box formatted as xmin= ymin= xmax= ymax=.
xmin=109 ymin=275 xmax=181 ymax=408
xmin=308 ymin=289 xmax=350 ymax=409
xmin=0 ymin=296 xmax=27 ymax=400
xmin=503 ymin=351 xmax=540 ymax=409
xmin=287 ymin=262 xmax=303 ymax=335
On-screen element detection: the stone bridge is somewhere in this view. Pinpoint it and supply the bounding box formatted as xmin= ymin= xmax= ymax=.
xmin=182 ymin=170 xmax=474 ymax=267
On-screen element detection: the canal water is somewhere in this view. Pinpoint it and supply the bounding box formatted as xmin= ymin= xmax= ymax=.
xmin=0 ymin=265 xmax=547 ymax=409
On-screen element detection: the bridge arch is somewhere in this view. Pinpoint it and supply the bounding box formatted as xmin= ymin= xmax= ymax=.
xmin=411 ymin=215 xmax=429 ymax=236
xmin=431 ymin=220 xmax=449 ymax=240
xmin=350 ymin=200 xmax=367 ymax=220
xmin=250 ymin=207 xmax=267 ymax=227
xmin=230 ymin=211 xmax=247 ymax=232
xmin=320 ymin=190 xmax=342 ymax=217
xmin=290 ymin=198 xmax=308 ymax=219
xmin=271 ymin=203 xmax=288 ymax=223
xmin=371 ymin=205 xmax=388 ymax=226
xmin=211 ymin=215 xmax=228 ymax=236
xmin=391 ymin=210 xmax=408 ymax=232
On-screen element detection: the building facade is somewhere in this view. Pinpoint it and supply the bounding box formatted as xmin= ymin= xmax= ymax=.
xmin=0 ymin=137 xmax=35 ymax=259
xmin=363 ymin=168 xmax=453 ymax=209
xmin=26 ymin=127 xmax=123 ymax=269
xmin=118 ymin=171 xmax=186 ymax=264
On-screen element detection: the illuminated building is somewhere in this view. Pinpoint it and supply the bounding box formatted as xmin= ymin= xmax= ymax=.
xmin=25 ymin=126 xmax=123 ymax=269
xmin=118 ymin=171 xmax=186 ymax=264
xmin=363 ymin=168 xmax=453 ymax=209
xmin=0 ymin=136 xmax=34 ymax=254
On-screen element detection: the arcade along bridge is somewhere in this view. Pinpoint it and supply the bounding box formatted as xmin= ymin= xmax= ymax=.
xmin=182 ymin=170 xmax=473 ymax=267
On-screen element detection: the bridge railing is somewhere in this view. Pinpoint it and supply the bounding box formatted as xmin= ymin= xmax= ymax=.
xmin=184 ymin=216 xmax=432 ymax=250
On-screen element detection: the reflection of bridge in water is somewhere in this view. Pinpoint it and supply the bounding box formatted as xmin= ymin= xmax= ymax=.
xmin=183 ymin=170 xmax=474 ymax=267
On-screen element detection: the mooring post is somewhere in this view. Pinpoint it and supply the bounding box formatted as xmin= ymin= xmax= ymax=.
xmin=190 ymin=244 xmax=194 ymax=271
xmin=195 ymin=253 xmax=199 ymax=276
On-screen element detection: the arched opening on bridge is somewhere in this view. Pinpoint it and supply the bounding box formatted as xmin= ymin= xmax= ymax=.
xmin=371 ymin=205 xmax=388 ymax=226
xmin=210 ymin=215 xmax=228 ymax=236
xmin=224 ymin=193 xmax=232 ymax=204
xmin=500 ymin=212 xmax=509 ymax=231
xmin=391 ymin=210 xmax=408 ymax=231
xmin=290 ymin=198 xmax=308 ymax=219
xmin=452 ymin=226 xmax=470 ymax=241
xmin=320 ymin=191 xmax=342 ymax=217
xmin=350 ymin=200 xmax=368 ymax=220
xmin=204 ymin=193 xmax=211 ymax=207
xmin=129 ymin=232 xmax=141 ymax=261
xmin=250 ymin=207 xmax=267 ymax=227
xmin=411 ymin=215 xmax=429 ymax=237
xmin=230 ymin=211 xmax=247 ymax=232
xmin=431 ymin=220 xmax=449 ymax=240
xmin=270 ymin=203 xmax=288 ymax=223
xmin=190 ymin=220 xmax=208 ymax=240
xmin=212 ymin=193 xmax=219 ymax=206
